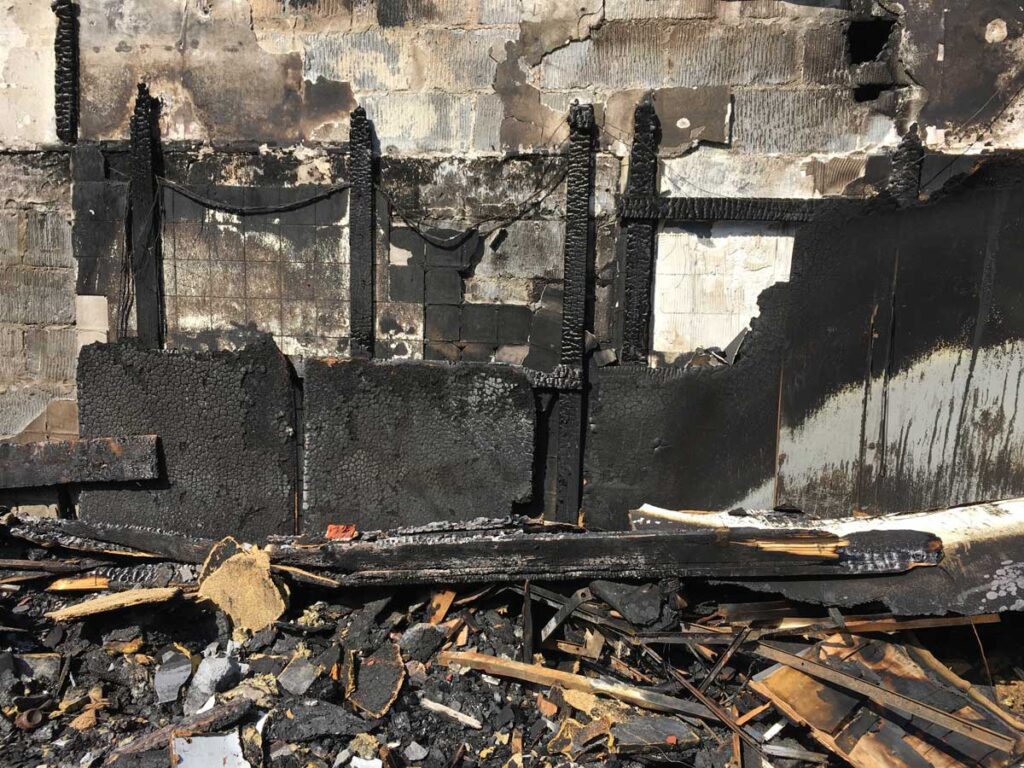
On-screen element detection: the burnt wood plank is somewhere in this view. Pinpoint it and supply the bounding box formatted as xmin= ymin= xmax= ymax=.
xmin=268 ymin=527 xmax=941 ymax=585
xmin=0 ymin=436 xmax=160 ymax=489
xmin=349 ymin=106 xmax=375 ymax=357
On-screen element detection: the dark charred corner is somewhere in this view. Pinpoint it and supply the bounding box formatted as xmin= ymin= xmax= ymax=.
xmin=3 ymin=1 xmax=1024 ymax=766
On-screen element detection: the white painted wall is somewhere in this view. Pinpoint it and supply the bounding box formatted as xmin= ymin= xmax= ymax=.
xmin=650 ymin=222 xmax=794 ymax=364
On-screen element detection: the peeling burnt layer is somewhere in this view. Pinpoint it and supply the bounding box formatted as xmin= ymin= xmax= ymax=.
xmin=77 ymin=338 xmax=298 ymax=541
xmin=589 ymin=158 xmax=1024 ymax=526
xmin=302 ymin=359 xmax=535 ymax=534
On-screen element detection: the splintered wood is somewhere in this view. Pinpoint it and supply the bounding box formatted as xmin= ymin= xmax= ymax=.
xmin=45 ymin=587 xmax=180 ymax=621
xmin=751 ymin=634 xmax=1024 ymax=768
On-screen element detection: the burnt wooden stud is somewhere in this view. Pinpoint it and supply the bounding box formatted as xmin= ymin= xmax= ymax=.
xmin=0 ymin=435 xmax=160 ymax=489
xmin=129 ymin=83 xmax=162 ymax=348
xmin=555 ymin=103 xmax=596 ymax=523
xmin=52 ymin=0 xmax=79 ymax=144
xmin=620 ymin=98 xmax=660 ymax=364
xmin=349 ymin=106 xmax=375 ymax=357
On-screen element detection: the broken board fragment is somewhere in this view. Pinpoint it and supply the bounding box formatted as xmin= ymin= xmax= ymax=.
xmin=750 ymin=634 xmax=1024 ymax=767
xmin=198 ymin=539 xmax=287 ymax=636
xmin=350 ymin=642 xmax=405 ymax=719
xmin=45 ymin=587 xmax=179 ymax=621
xmin=439 ymin=650 xmax=713 ymax=719
xmin=0 ymin=435 xmax=160 ymax=489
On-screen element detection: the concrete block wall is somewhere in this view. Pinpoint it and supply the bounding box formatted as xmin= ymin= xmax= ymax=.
xmin=0 ymin=154 xmax=89 ymax=440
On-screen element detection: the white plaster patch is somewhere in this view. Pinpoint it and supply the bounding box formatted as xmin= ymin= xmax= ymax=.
xmin=650 ymin=222 xmax=794 ymax=364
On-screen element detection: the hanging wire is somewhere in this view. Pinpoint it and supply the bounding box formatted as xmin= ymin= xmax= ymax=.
xmin=156 ymin=176 xmax=352 ymax=215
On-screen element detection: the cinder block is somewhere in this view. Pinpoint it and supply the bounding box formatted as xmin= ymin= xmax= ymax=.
xmin=460 ymin=342 xmax=495 ymax=362
xmin=75 ymin=295 xmax=109 ymax=333
xmin=24 ymin=212 xmax=72 ymax=268
xmin=0 ymin=268 xmax=75 ymax=325
xmin=425 ymin=268 xmax=463 ymax=304
xmin=425 ymin=304 xmax=460 ymax=341
xmin=0 ymin=214 xmax=20 ymax=265
xmin=498 ymin=305 xmax=533 ymax=344
xmin=461 ymin=303 xmax=497 ymax=343
xmin=388 ymin=264 xmax=424 ymax=302
xmin=424 ymin=340 xmax=461 ymax=362
xmin=362 ymin=93 xmax=475 ymax=153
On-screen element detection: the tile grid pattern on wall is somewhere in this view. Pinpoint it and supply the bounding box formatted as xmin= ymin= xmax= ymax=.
xmin=162 ymin=186 xmax=351 ymax=357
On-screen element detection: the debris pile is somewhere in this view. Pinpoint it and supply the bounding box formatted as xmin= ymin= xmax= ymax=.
xmin=0 ymin=512 xmax=1022 ymax=767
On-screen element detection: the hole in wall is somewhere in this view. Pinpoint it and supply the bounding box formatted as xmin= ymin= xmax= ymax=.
xmin=854 ymin=84 xmax=889 ymax=102
xmin=847 ymin=19 xmax=895 ymax=64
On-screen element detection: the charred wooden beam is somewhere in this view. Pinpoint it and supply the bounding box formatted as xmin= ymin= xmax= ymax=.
xmin=620 ymin=98 xmax=660 ymax=364
xmin=554 ymin=104 xmax=596 ymax=523
xmin=1 ymin=515 xmax=942 ymax=586
xmin=129 ymin=83 xmax=162 ymax=348
xmin=617 ymin=195 xmax=829 ymax=222
xmin=52 ymin=0 xmax=79 ymax=144
xmin=268 ymin=526 xmax=941 ymax=585
xmin=0 ymin=436 xmax=160 ymax=489
xmin=349 ymin=106 xmax=375 ymax=357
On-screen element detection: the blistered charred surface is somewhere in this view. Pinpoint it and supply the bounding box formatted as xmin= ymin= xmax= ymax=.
xmin=588 ymin=160 xmax=1024 ymax=525
xmin=303 ymin=359 xmax=534 ymax=533
xmin=77 ymin=338 xmax=298 ymax=541
xmin=0 ymin=435 xmax=159 ymax=489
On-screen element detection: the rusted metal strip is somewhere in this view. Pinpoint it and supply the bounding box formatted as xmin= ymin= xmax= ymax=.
xmin=0 ymin=436 xmax=160 ymax=489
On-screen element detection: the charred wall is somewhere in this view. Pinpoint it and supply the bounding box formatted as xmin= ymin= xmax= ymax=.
xmin=586 ymin=160 xmax=1024 ymax=528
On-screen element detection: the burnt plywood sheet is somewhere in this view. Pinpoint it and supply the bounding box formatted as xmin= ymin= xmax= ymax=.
xmin=303 ymin=360 xmax=534 ymax=533
xmin=77 ymin=338 xmax=298 ymax=541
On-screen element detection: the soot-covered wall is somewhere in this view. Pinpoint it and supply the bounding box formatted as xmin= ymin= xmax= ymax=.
xmin=585 ymin=161 xmax=1024 ymax=528
xmin=77 ymin=338 xmax=299 ymax=540
xmin=303 ymin=359 xmax=536 ymax=533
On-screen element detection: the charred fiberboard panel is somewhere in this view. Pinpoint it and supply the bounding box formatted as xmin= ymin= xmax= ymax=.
xmin=77 ymin=338 xmax=298 ymax=540
xmin=586 ymin=161 xmax=1024 ymax=528
xmin=303 ymin=360 xmax=535 ymax=532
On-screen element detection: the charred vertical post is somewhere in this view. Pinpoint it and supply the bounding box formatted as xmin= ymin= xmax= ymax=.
xmin=887 ymin=124 xmax=923 ymax=205
xmin=129 ymin=83 xmax=162 ymax=349
xmin=621 ymin=98 xmax=660 ymax=364
xmin=52 ymin=0 xmax=79 ymax=144
xmin=554 ymin=103 xmax=595 ymax=523
xmin=349 ymin=106 xmax=375 ymax=357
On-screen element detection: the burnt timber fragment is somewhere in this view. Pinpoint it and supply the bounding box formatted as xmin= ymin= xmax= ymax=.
xmin=620 ymin=97 xmax=660 ymax=364
xmin=554 ymin=103 xmax=595 ymax=522
xmin=51 ymin=0 xmax=78 ymax=145
xmin=128 ymin=83 xmax=162 ymax=348
xmin=76 ymin=338 xmax=298 ymax=542
xmin=349 ymin=106 xmax=375 ymax=357
xmin=0 ymin=435 xmax=159 ymax=489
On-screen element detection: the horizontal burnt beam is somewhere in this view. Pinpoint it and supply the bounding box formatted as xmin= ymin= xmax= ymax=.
xmin=0 ymin=436 xmax=160 ymax=489
xmin=269 ymin=526 xmax=941 ymax=585
xmin=617 ymin=195 xmax=843 ymax=222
